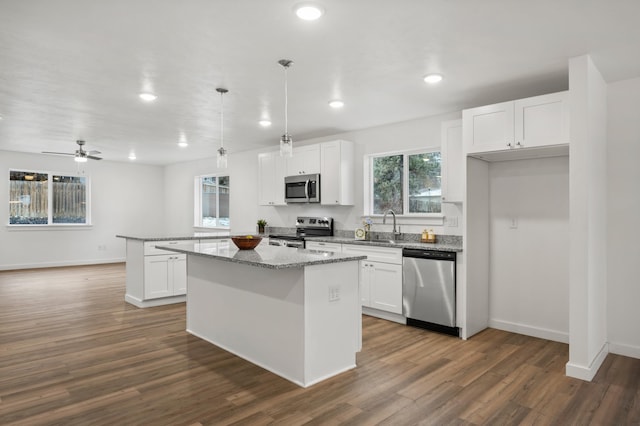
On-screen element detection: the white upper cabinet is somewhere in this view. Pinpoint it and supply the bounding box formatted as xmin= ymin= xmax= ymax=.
xmin=258 ymin=151 xmax=286 ymax=206
xmin=287 ymin=144 xmax=320 ymax=176
xmin=441 ymin=119 xmax=463 ymax=203
xmin=320 ymin=140 xmax=355 ymax=205
xmin=514 ymin=91 xmax=569 ymax=149
xmin=463 ymin=91 xmax=569 ymax=154
xmin=463 ymin=101 xmax=514 ymax=153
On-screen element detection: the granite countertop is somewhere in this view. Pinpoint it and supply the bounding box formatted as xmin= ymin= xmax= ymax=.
xmin=304 ymin=236 xmax=463 ymax=252
xmin=157 ymin=241 xmax=366 ymax=270
xmin=116 ymin=232 xmax=231 ymax=242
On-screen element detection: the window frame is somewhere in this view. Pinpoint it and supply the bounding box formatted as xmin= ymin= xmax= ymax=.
xmin=364 ymin=148 xmax=444 ymax=219
xmin=193 ymin=173 xmax=230 ymax=229
xmin=7 ymin=169 xmax=92 ymax=227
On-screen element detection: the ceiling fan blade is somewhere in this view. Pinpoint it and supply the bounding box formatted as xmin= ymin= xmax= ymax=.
xmin=87 ymin=150 xmax=101 ymax=155
xmin=87 ymin=155 xmax=103 ymax=160
xmin=42 ymin=151 xmax=74 ymax=156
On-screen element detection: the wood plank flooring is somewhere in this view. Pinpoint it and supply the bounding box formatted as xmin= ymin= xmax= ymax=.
xmin=0 ymin=263 xmax=638 ymax=425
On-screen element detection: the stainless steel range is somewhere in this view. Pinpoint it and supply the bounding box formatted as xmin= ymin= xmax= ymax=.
xmin=269 ymin=216 xmax=333 ymax=248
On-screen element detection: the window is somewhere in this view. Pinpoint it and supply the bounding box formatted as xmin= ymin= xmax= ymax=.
xmin=368 ymin=149 xmax=441 ymax=215
xmin=194 ymin=174 xmax=230 ymax=228
xmin=9 ymin=170 xmax=89 ymax=225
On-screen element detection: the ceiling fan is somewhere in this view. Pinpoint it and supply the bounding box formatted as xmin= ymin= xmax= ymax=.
xmin=43 ymin=140 xmax=102 ymax=162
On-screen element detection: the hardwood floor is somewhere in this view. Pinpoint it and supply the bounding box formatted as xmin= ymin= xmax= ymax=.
xmin=0 ymin=264 xmax=638 ymax=425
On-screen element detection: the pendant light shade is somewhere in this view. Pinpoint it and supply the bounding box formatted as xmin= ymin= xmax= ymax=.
xmin=278 ymin=59 xmax=294 ymax=157
xmin=216 ymin=88 xmax=228 ymax=169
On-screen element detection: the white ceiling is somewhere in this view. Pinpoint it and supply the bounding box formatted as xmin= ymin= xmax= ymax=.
xmin=1 ymin=0 xmax=639 ymax=165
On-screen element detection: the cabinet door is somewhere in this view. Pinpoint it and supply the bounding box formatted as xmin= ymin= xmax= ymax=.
xmin=287 ymin=145 xmax=320 ymax=175
xmin=320 ymin=140 xmax=354 ymax=205
xmin=463 ymin=101 xmax=515 ymax=154
xmin=360 ymin=262 xmax=371 ymax=307
xmin=514 ymin=91 xmax=569 ymax=149
xmin=171 ymin=255 xmax=187 ymax=295
xmin=144 ymin=255 xmax=172 ymax=299
xmin=441 ymin=119 xmax=463 ymax=203
xmin=369 ymin=262 xmax=403 ymax=314
xmin=258 ymin=152 xmax=286 ymax=206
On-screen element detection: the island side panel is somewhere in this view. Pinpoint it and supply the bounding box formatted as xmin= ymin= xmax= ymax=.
xmin=303 ymin=261 xmax=360 ymax=386
xmin=124 ymin=239 xmax=144 ymax=305
xmin=186 ymin=255 xmax=306 ymax=386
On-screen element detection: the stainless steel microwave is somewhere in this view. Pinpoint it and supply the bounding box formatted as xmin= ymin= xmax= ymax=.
xmin=284 ymin=174 xmax=320 ymax=203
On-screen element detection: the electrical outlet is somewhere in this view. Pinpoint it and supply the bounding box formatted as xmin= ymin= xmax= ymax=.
xmin=328 ymin=286 xmax=340 ymax=302
xmin=98 ymin=245 xmax=107 ymax=251
xmin=509 ymin=218 xmax=518 ymax=229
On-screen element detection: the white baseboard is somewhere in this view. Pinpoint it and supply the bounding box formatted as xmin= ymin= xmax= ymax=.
xmin=489 ymin=318 xmax=569 ymax=344
xmin=362 ymin=307 xmax=406 ymax=324
xmin=0 ymin=257 xmax=126 ymax=271
xmin=125 ymin=294 xmax=186 ymax=308
xmin=566 ymin=342 xmax=609 ymax=381
xmin=609 ymin=341 xmax=640 ymax=359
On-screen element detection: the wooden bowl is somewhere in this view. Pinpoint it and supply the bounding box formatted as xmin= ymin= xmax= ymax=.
xmin=231 ymin=235 xmax=262 ymax=250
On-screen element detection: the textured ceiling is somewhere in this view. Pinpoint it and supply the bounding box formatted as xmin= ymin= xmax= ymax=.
xmin=0 ymin=0 xmax=639 ymax=165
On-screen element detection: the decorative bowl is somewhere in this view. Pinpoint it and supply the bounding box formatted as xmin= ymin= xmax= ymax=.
xmin=231 ymin=235 xmax=262 ymax=250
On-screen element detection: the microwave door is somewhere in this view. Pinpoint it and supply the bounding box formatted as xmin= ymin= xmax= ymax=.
xmin=286 ymin=181 xmax=307 ymax=202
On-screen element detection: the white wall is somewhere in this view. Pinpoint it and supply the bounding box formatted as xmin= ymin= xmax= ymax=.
xmin=163 ymin=149 xmax=259 ymax=235
xmin=606 ymin=76 xmax=640 ymax=359
xmin=567 ymin=55 xmax=609 ymax=381
xmin=255 ymin=111 xmax=464 ymax=235
xmin=488 ymin=156 xmax=570 ymax=343
xmin=0 ymin=150 xmax=164 ymax=270
xmin=162 ymin=111 xmax=463 ymax=237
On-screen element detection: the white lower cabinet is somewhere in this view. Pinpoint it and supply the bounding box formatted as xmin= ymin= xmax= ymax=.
xmin=144 ymin=254 xmax=187 ymax=299
xmin=342 ymin=244 xmax=403 ymax=316
xmin=123 ymin=239 xmax=194 ymax=307
xmin=361 ymin=261 xmax=403 ymax=314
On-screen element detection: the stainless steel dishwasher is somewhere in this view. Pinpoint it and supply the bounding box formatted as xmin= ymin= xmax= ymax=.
xmin=402 ymin=248 xmax=458 ymax=336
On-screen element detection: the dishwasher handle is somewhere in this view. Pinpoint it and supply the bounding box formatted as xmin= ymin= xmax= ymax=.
xmin=402 ymin=248 xmax=456 ymax=261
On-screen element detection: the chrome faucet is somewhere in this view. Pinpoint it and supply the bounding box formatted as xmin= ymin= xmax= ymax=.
xmin=382 ymin=209 xmax=401 ymax=240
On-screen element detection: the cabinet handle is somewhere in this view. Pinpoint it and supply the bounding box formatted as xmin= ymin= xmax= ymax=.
xmin=516 ymin=141 xmax=522 ymax=147
xmin=507 ymin=142 xmax=513 ymax=148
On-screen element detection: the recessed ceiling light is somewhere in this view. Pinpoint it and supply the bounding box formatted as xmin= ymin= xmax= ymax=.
xmin=259 ymin=120 xmax=272 ymax=127
xmin=423 ymin=74 xmax=443 ymax=84
xmin=128 ymin=153 xmax=136 ymax=160
xmin=293 ymin=2 xmax=324 ymax=20
xmin=139 ymin=92 xmax=157 ymax=102
xmin=328 ymin=100 xmax=344 ymax=108
xmin=178 ymin=141 xmax=188 ymax=147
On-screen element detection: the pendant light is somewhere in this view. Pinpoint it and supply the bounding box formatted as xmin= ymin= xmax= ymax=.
xmin=278 ymin=59 xmax=294 ymax=157
xmin=216 ymin=87 xmax=228 ymax=168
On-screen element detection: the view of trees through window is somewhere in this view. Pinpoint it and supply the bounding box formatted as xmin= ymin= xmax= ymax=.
xmin=9 ymin=170 xmax=88 ymax=225
xmin=371 ymin=151 xmax=441 ymax=215
xmin=408 ymin=152 xmax=441 ymax=213
xmin=372 ymin=155 xmax=403 ymax=214
xmin=200 ymin=175 xmax=230 ymax=228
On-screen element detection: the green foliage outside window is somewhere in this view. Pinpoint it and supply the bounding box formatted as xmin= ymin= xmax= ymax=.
xmin=371 ymin=150 xmax=441 ymax=215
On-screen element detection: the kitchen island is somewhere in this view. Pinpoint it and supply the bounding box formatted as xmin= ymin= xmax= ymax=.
xmin=116 ymin=233 xmax=229 ymax=307
xmin=158 ymin=241 xmax=366 ymax=388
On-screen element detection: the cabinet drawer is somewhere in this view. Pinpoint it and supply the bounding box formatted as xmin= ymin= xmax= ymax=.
xmin=342 ymin=244 xmax=402 ymax=264
xmin=306 ymin=241 xmax=342 ymax=253
xmin=144 ymin=240 xmax=186 ymax=256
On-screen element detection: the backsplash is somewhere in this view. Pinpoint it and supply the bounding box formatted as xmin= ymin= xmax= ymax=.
xmin=264 ymin=226 xmax=462 ymax=246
